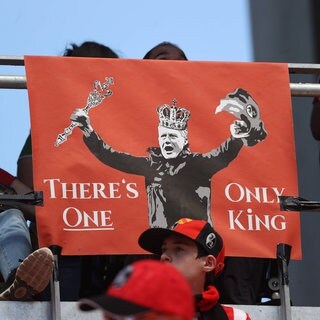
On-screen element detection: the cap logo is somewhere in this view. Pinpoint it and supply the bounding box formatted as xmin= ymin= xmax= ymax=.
xmin=171 ymin=218 xmax=192 ymax=230
xmin=112 ymin=265 xmax=133 ymax=288
xmin=206 ymin=233 xmax=216 ymax=249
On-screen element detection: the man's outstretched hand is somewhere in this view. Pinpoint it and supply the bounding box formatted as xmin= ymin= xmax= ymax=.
xmin=70 ymin=109 xmax=94 ymax=137
xmin=216 ymin=88 xmax=267 ymax=146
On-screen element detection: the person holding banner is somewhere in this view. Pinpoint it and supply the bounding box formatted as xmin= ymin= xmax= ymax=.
xmin=87 ymin=40 xmax=193 ymax=293
xmin=0 ymin=168 xmax=54 ymax=301
xmin=69 ymin=43 xmax=269 ymax=306
xmin=78 ymin=259 xmax=195 ymax=320
xmin=17 ymin=41 xmax=121 ymax=300
xmin=138 ymin=218 xmax=251 ymax=320
xmin=143 ymin=41 xmax=188 ymax=60
xmin=17 ymin=41 xmax=120 ymax=189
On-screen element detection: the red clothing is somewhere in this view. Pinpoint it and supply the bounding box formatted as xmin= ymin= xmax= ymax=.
xmin=223 ymin=306 xmax=251 ymax=320
xmin=195 ymin=286 xmax=251 ymax=320
xmin=0 ymin=168 xmax=15 ymax=187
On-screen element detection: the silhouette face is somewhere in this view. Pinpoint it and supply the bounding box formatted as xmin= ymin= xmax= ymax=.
xmin=148 ymin=45 xmax=187 ymax=60
xmin=158 ymin=126 xmax=187 ymax=159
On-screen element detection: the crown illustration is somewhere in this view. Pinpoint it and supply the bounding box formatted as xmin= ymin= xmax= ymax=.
xmin=157 ymin=99 xmax=191 ymax=130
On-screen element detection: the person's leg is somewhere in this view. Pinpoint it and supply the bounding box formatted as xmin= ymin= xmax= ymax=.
xmin=0 ymin=209 xmax=32 ymax=281
xmin=0 ymin=209 xmax=54 ymax=300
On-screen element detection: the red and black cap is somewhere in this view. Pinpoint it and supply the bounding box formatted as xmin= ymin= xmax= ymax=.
xmin=138 ymin=218 xmax=225 ymax=277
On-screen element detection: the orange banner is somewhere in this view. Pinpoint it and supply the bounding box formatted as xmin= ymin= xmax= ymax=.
xmin=25 ymin=57 xmax=301 ymax=258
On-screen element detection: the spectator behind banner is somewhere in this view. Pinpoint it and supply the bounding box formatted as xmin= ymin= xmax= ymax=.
xmin=71 ymin=42 xmax=269 ymax=304
xmin=138 ymin=218 xmax=251 ymax=320
xmin=78 ymin=259 xmax=195 ymax=320
xmin=143 ymin=41 xmax=188 ymax=60
xmin=144 ymin=42 xmax=271 ymax=306
xmin=17 ymin=41 xmax=119 ymax=189
xmin=16 ymin=41 xmax=120 ymax=300
xmin=79 ymin=41 xmax=191 ymax=290
xmin=0 ymin=168 xmax=54 ymax=301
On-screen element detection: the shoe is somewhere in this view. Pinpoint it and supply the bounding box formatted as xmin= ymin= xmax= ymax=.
xmin=0 ymin=247 xmax=54 ymax=301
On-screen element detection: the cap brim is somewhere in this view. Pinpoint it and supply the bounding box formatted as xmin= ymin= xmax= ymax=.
xmin=78 ymin=295 xmax=149 ymax=315
xmin=138 ymin=228 xmax=181 ymax=255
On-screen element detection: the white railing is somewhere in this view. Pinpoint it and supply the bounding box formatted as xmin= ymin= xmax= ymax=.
xmin=0 ymin=56 xmax=320 ymax=95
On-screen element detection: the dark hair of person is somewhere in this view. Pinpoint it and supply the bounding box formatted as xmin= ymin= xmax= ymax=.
xmin=63 ymin=41 xmax=119 ymax=58
xmin=196 ymin=243 xmax=216 ymax=286
xmin=143 ymin=41 xmax=187 ymax=60
xmin=196 ymin=243 xmax=208 ymax=259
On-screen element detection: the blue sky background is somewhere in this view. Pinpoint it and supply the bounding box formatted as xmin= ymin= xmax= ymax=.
xmin=0 ymin=0 xmax=252 ymax=175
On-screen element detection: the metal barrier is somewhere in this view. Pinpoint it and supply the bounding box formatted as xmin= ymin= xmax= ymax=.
xmin=0 ymin=302 xmax=320 ymax=320
xmin=1 ymin=56 xmax=320 ymax=95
